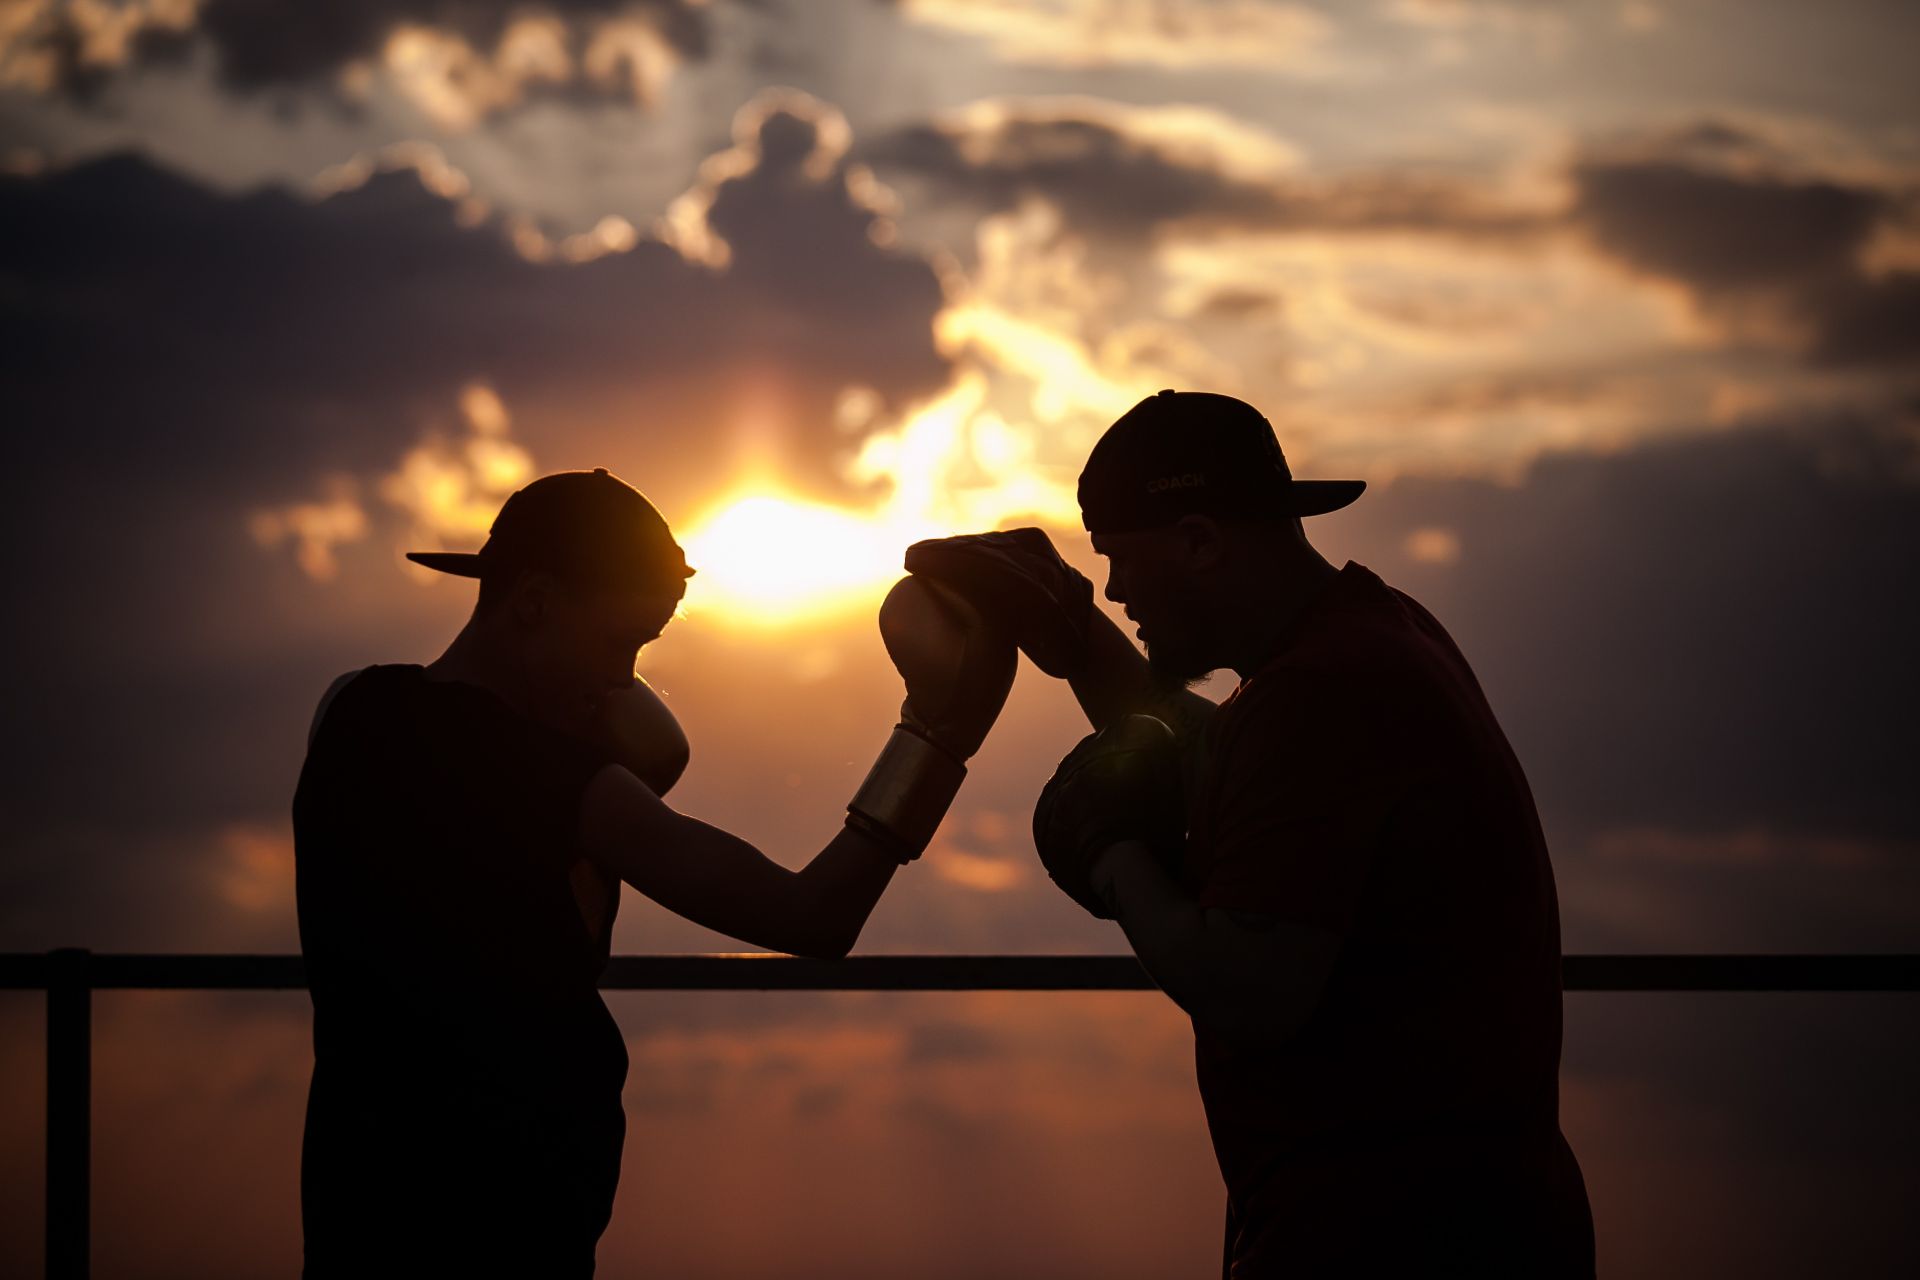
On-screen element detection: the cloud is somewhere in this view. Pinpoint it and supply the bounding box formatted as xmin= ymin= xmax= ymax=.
xmin=3 ymin=978 xmax=1916 ymax=1278
xmin=1 ymin=0 xmax=711 ymax=121
xmin=865 ymin=95 xmax=1547 ymax=248
xmin=1559 ymin=826 xmax=1920 ymax=953
xmin=1569 ymin=121 xmax=1920 ymax=367
xmin=870 ymin=104 xmax=1920 ymax=381
xmin=378 ymin=381 xmax=536 ymax=571
xmin=1327 ymin=409 xmax=1920 ymax=849
xmin=892 ymin=0 xmax=1339 ymax=72
xmin=1402 ymin=525 xmax=1461 ymax=565
xmin=927 ymin=844 xmax=1029 ymax=893
xmin=0 ymin=97 xmax=954 ymax=915
xmin=248 ymin=474 xmax=370 ymax=582
xmin=863 ymin=102 xmax=1919 ymax=484
xmin=1384 ymin=0 xmax=1571 ymax=62
xmin=0 ymin=99 xmax=948 ymax=503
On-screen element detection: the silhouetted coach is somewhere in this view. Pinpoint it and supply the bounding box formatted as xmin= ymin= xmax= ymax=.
xmin=909 ymin=391 xmax=1596 ymax=1277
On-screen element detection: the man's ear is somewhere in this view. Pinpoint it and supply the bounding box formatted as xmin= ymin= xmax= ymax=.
xmin=1174 ymin=514 xmax=1229 ymax=573
xmin=510 ymin=569 xmax=561 ymax=627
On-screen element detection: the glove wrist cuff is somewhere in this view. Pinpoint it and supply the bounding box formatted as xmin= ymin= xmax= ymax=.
xmin=847 ymin=724 xmax=967 ymax=863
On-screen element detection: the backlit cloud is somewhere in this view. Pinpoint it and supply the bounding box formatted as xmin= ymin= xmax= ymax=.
xmin=867 ymin=95 xmax=1547 ymax=247
xmin=382 ymin=381 xmax=536 ymax=570
xmin=2 ymin=0 xmax=710 ymax=121
xmin=895 ymin=0 xmax=1339 ymax=72
xmin=248 ymin=475 xmax=369 ymax=582
xmin=3 ymin=8 xmax=1918 ymax=1276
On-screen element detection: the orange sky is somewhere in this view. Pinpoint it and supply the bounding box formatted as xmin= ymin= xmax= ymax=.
xmin=3 ymin=1 xmax=1919 ymax=1276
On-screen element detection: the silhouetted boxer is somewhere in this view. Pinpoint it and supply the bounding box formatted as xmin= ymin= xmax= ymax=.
xmin=910 ymin=392 xmax=1595 ymax=1277
xmin=293 ymin=467 xmax=1014 ymax=1277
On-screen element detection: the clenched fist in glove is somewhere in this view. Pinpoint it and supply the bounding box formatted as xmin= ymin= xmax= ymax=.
xmin=591 ymin=677 xmax=690 ymax=796
xmin=847 ymin=576 xmax=1018 ymax=862
xmin=1033 ymin=715 xmax=1186 ymax=917
xmin=880 ymin=574 xmax=1017 ymax=761
xmin=903 ymin=528 xmax=1095 ymax=677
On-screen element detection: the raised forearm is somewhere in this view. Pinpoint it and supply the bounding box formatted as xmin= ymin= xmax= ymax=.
xmin=785 ymin=824 xmax=905 ymax=958
xmin=1069 ymin=607 xmax=1217 ymax=741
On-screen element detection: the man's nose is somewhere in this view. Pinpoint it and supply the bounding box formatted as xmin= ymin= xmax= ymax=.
xmin=1103 ymin=574 xmax=1126 ymax=605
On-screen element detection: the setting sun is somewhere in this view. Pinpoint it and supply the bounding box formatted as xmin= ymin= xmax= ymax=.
xmin=678 ymin=494 xmax=926 ymax=625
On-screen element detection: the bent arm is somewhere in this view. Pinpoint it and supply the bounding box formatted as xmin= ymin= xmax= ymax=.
xmin=1069 ymin=608 xmax=1219 ymax=743
xmin=577 ymin=764 xmax=900 ymax=960
xmin=1091 ymin=840 xmax=1340 ymax=1050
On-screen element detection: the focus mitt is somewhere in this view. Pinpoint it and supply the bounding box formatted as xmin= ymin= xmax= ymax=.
xmin=903 ymin=528 xmax=1094 ymax=678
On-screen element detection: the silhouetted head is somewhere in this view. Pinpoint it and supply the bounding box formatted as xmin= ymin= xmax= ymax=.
xmin=1078 ymin=391 xmax=1364 ymax=686
xmin=409 ymin=468 xmax=693 ymax=732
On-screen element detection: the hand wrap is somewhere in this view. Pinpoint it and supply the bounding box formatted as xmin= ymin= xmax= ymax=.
xmin=846 ymin=726 xmax=967 ymax=863
xmin=848 ymin=577 xmax=1016 ymax=862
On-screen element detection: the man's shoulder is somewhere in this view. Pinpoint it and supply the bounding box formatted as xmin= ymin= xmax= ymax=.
xmin=1278 ymin=569 xmax=1453 ymax=677
xmin=1223 ymin=573 xmax=1448 ymax=738
xmin=305 ymin=664 xmax=420 ymax=749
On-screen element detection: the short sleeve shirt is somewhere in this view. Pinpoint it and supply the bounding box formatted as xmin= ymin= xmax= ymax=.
xmin=1185 ymin=565 xmax=1591 ymax=1273
xmin=293 ymin=664 xmax=621 ymax=1020
xmin=292 ymin=664 xmax=629 ymax=1262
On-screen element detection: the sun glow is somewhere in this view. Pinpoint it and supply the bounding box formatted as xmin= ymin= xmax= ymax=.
xmin=678 ymin=496 xmax=933 ymax=626
xmin=677 ymin=374 xmax=1085 ymax=627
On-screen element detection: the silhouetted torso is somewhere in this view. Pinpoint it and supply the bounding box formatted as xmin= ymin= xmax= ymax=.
xmin=1186 ymin=563 xmax=1594 ymax=1277
xmin=292 ymin=664 xmax=625 ymax=1278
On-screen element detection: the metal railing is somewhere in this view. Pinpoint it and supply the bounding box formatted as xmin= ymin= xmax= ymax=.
xmin=4 ymin=948 xmax=1917 ymax=1280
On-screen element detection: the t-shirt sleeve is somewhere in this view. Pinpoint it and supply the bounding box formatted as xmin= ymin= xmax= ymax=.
xmin=1194 ymin=672 xmax=1404 ymax=934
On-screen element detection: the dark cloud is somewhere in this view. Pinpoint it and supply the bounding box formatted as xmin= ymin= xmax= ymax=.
xmin=17 ymin=0 xmax=710 ymax=105
xmin=0 ymin=114 xmax=946 ymax=496
xmin=1192 ymin=287 xmax=1283 ymax=321
xmin=0 ymin=114 xmax=949 ymax=943
xmin=1804 ymin=272 xmax=1920 ymax=367
xmin=1573 ymin=159 xmax=1884 ymax=292
xmin=862 ymin=108 xmax=1545 ymax=247
xmin=3 ymin=120 xmax=1916 ymax=975
xmin=0 ymin=118 xmax=946 ymax=756
xmin=1569 ymin=125 xmax=1920 ymax=367
xmin=1323 ymin=409 xmax=1920 ymax=848
xmin=869 ymin=107 xmax=1920 ymax=370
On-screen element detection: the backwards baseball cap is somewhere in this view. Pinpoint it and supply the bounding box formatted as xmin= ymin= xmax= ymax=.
xmin=1077 ymin=390 xmax=1365 ymax=534
xmin=406 ymin=467 xmax=694 ymax=594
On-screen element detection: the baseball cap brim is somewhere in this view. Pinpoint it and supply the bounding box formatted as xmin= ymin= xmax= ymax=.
xmin=405 ymin=551 xmax=487 ymax=578
xmin=1289 ymin=479 xmax=1367 ymax=517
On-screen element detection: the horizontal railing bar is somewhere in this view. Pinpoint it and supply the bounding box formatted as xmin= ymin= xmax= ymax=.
xmin=2 ymin=953 xmax=1918 ymax=992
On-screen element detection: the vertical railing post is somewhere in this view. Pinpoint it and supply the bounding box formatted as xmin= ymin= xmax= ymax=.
xmin=46 ymin=947 xmax=91 ymax=1280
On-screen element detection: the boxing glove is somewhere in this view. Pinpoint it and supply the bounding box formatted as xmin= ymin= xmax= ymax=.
xmin=880 ymin=574 xmax=1017 ymax=761
xmin=903 ymin=528 xmax=1095 ymax=677
xmin=847 ymin=576 xmax=1017 ymax=861
xmin=1033 ymin=714 xmax=1185 ymax=918
xmin=593 ymin=677 xmax=690 ymax=796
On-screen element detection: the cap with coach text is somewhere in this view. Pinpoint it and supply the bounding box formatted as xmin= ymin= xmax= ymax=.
xmin=406 ymin=468 xmax=694 ymax=593
xmin=1077 ymin=390 xmax=1365 ymax=534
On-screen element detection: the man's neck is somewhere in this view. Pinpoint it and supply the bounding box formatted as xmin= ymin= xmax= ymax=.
xmin=1226 ymin=552 xmax=1342 ymax=679
xmin=425 ymin=625 xmax=531 ymax=720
